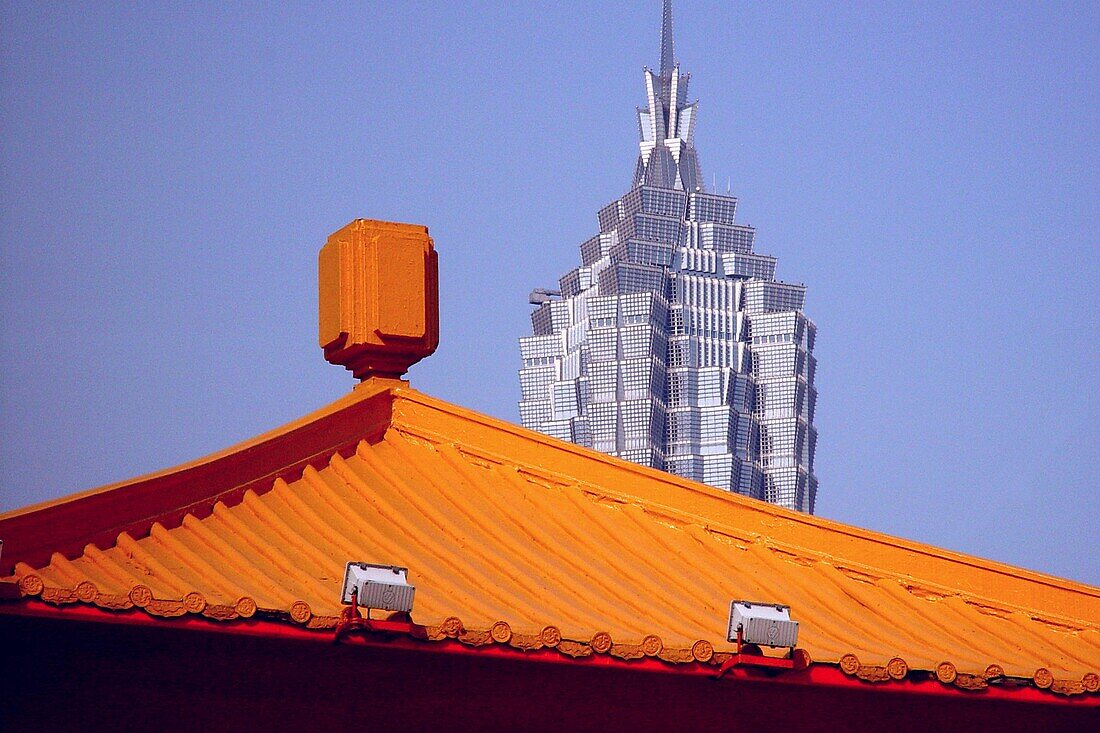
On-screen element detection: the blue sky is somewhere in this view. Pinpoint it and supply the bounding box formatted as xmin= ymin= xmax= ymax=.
xmin=2 ymin=2 xmax=1097 ymax=584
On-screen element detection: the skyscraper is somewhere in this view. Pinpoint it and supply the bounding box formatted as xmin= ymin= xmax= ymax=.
xmin=518 ymin=1 xmax=818 ymax=513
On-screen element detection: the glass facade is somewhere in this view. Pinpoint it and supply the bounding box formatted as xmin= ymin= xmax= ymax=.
xmin=518 ymin=1 xmax=819 ymax=513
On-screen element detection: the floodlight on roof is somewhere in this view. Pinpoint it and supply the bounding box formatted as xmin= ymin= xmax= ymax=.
xmin=341 ymin=562 xmax=415 ymax=614
xmin=727 ymin=600 xmax=799 ymax=649
xmin=713 ymin=600 xmax=807 ymax=679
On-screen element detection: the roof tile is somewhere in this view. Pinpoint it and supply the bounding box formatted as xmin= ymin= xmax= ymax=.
xmin=3 ymin=384 xmax=1098 ymax=696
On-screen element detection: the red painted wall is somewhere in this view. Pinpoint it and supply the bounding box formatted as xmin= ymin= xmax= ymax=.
xmin=2 ymin=611 xmax=1091 ymax=732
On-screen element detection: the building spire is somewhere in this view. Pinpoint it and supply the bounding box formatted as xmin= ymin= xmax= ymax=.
xmin=659 ymin=0 xmax=675 ymax=77
xmin=636 ymin=0 xmax=700 ymax=191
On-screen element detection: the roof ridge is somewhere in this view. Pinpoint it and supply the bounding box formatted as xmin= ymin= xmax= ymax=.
xmin=0 ymin=380 xmax=401 ymax=575
xmin=389 ymin=387 xmax=1100 ymax=604
xmin=391 ymin=420 xmax=1099 ymax=624
xmin=389 ymin=422 xmax=1099 ymax=630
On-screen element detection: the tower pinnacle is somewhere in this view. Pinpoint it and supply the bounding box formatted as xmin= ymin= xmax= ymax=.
xmin=636 ymin=0 xmax=700 ymax=191
xmin=660 ymin=0 xmax=675 ymax=77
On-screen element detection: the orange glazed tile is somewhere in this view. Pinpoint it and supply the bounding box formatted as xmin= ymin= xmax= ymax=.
xmin=2 ymin=381 xmax=1098 ymax=692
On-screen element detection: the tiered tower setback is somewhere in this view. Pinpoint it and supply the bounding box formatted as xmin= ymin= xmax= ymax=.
xmin=518 ymin=1 xmax=818 ymax=513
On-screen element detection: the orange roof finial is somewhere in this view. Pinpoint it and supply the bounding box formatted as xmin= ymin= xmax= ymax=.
xmin=318 ymin=219 xmax=439 ymax=380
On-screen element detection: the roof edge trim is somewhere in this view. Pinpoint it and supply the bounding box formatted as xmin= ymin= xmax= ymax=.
xmin=0 ymin=379 xmax=402 ymax=575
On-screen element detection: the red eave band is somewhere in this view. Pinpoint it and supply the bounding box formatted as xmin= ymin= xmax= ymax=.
xmin=3 ymin=598 xmax=1094 ymax=708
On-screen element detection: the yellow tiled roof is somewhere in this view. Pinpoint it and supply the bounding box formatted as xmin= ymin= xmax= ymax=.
xmin=4 ymin=381 xmax=1098 ymax=694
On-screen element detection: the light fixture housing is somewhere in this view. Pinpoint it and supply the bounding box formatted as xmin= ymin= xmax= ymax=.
xmin=341 ymin=562 xmax=415 ymax=614
xmin=728 ymin=600 xmax=799 ymax=648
